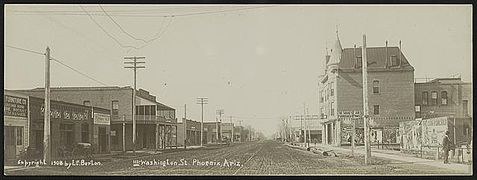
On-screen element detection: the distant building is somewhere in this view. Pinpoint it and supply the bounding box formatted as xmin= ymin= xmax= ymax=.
xmin=401 ymin=77 xmax=473 ymax=153
xmin=176 ymin=118 xmax=201 ymax=147
xmin=203 ymin=121 xmax=221 ymax=144
xmin=319 ymin=33 xmax=415 ymax=146
xmin=14 ymin=86 xmax=177 ymax=151
xmin=221 ymin=123 xmax=234 ymax=142
xmin=414 ymin=77 xmax=472 ymax=119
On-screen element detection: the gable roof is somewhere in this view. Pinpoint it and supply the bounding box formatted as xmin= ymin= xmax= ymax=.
xmin=339 ymin=46 xmax=414 ymax=71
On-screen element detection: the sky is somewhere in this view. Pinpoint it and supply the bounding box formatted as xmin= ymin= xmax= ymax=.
xmin=4 ymin=5 xmax=472 ymax=138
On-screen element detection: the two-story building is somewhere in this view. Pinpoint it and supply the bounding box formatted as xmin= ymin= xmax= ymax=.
xmin=400 ymin=77 xmax=473 ymax=152
xmin=203 ymin=121 xmax=221 ymax=144
xmin=319 ymin=34 xmax=415 ymax=146
xmin=177 ymin=118 xmax=201 ymax=147
xmin=14 ymin=86 xmax=177 ymax=151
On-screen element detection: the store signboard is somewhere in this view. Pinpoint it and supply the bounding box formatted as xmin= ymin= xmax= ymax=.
xmin=94 ymin=112 xmax=111 ymax=125
xmin=4 ymin=95 xmax=28 ymax=117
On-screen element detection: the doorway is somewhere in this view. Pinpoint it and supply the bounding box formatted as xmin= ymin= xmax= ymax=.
xmin=98 ymin=127 xmax=107 ymax=153
xmin=4 ymin=126 xmax=16 ymax=163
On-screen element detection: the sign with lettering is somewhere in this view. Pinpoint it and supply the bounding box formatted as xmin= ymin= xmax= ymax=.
xmin=4 ymin=95 xmax=28 ymax=117
xmin=94 ymin=113 xmax=110 ymax=125
xmin=338 ymin=111 xmax=361 ymax=118
xmin=41 ymin=106 xmax=89 ymax=121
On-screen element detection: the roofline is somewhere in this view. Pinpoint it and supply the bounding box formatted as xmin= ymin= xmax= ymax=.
xmin=29 ymin=96 xmax=110 ymax=111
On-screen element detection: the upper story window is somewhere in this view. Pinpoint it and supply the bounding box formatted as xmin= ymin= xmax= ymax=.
xmin=136 ymin=105 xmax=156 ymax=116
xmin=373 ymin=105 xmax=380 ymax=115
xmin=355 ymin=56 xmax=362 ymax=69
xmin=320 ymin=92 xmax=324 ymax=103
xmin=431 ymin=91 xmax=438 ymax=105
xmin=373 ymin=80 xmax=380 ymax=94
xmin=390 ymin=55 xmax=401 ymax=67
xmin=330 ymin=102 xmax=335 ymax=116
xmin=111 ymin=100 xmax=119 ymax=116
xmin=330 ymin=82 xmax=334 ymax=96
xmin=415 ymin=105 xmax=421 ymax=118
xmin=441 ymin=91 xmax=448 ymax=105
xmin=83 ymin=100 xmax=91 ymax=106
xmin=422 ymin=92 xmax=428 ymax=105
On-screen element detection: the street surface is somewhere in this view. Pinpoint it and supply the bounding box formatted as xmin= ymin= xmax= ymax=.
xmin=5 ymin=140 xmax=466 ymax=175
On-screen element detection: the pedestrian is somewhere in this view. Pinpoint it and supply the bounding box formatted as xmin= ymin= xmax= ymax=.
xmin=442 ymin=131 xmax=452 ymax=164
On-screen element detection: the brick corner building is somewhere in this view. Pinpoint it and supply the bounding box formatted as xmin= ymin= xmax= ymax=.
xmin=319 ymin=33 xmax=415 ymax=147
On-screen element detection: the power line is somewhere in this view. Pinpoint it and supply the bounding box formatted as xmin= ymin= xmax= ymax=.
xmin=6 ymin=44 xmax=109 ymax=86
xmin=128 ymin=16 xmax=174 ymax=52
xmin=11 ymin=6 xmax=275 ymax=18
xmin=99 ymin=5 xmax=149 ymax=44
xmin=50 ymin=57 xmax=109 ymax=86
xmin=79 ymin=5 xmax=139 ymax=50
xmin=5 ymin=45 xmax=45 ymax=55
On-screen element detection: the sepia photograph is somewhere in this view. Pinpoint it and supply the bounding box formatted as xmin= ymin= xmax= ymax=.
xmin=3 ymin=4 xmax=473 ymax=176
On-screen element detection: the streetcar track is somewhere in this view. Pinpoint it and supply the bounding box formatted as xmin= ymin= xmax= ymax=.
xmin=233 ymin=141 xmax=263 ymax=175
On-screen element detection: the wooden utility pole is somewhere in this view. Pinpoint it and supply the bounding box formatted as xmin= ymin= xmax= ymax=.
xmin=216 ymin=109 xmax=224 ymax=143
xmin=184 ymin=104 xmax=187 ymax=149
xmin=230 ymin=116 xmax=234 ymax=143
xmin=43 ymin=46 xmax=51 ymax=163
xmin=197 ymin=97 xmax=208 ymax=147
xmin=362 ymin=35 xmax=371 ymax=164
xmin=124 ymin=56 xmax=145 ymax=154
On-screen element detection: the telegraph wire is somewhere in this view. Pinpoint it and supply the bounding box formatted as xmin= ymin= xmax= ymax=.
xmin=6 ymin=44 xmax=109 ymax=86
xmin=11 ymin=6 xmax=275 ymax=18
xmin=50 ymin=57 xmax=109 ymax=86
xmin=128 ymin=16 xmax=174 ymax=52
xmin=99 ymin=5 xmax=149 ymax=44
xmin=5 ymin=44 xmax=45 ymax=55
xmin=79 ymin=5 xmax=139 ymax=50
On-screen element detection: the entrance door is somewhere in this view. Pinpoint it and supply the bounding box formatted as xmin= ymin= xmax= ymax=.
xmin=327 ymin=124 xmax=332 ymax=144
xmin=4 ymin=126 xmax=16 ymax=163
xmin=98 ymin=127 xmax=107 ymax=153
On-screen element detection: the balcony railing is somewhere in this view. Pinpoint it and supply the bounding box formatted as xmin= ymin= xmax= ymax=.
xmin=112 ymin=115 xmax=177 ymax=123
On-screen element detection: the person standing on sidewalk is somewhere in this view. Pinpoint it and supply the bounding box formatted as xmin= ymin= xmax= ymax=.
xmin=442 ymin=131 xmax=452 ymax=164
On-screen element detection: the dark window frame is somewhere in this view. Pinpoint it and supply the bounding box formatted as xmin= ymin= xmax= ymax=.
xmin=16 ymin=126 xmax=23 ymax=145
xmin=81 ymin=123 xmax=89 ymax=143
xmin=112 ymin=100 xmax=119 ymax=116
xmin=441 ymin=91 xmax=448 ymax=105
xmin=373 ymin=105 xmax=380 ymax=115
xmin=373 ymin=80 xmax=380 ymax=94
xmin=355 ymin=56 xmax=362 ymax=69
xmin=431 ymin=91 xmax=438 ymax=105
xmin=422 ymin=92 xmax=429 ymax=105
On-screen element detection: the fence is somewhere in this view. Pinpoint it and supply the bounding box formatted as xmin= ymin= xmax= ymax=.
xmin=401 ymin=145 xmax=472 ymax=164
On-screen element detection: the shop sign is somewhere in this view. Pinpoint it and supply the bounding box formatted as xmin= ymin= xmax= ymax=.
xmin=4 ymin=95 xmax=28 ymax=117
xmin=41 ymin=106 xmax=89 ymax=121
xmin=94 ymin=113 xmax=111 ymax=125
xmin=338 ymin=111 xmax=361 ymax=118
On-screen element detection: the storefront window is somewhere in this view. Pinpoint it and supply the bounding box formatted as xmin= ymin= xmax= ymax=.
xmin=60 ymin=124 xmax=74 ymax=147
